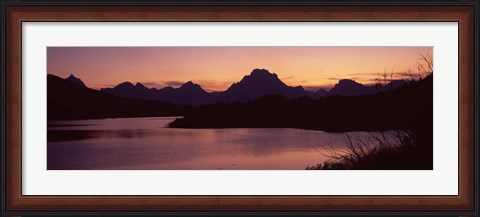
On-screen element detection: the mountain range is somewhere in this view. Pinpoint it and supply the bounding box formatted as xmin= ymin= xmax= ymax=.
xmin=101 ymin=80 xmax=213 ymax=106
xmin=63 ymin=68 xmax=407 ymax=106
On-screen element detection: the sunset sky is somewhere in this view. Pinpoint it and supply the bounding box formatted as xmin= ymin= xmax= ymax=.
xmin=47 ymin=46 xmax=432 ymax=92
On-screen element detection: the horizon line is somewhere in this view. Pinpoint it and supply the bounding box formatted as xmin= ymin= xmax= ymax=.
xmin=49 ymin=69 xmax=424 ymax=93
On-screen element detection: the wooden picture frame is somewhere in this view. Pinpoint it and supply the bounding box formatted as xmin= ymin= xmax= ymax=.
xmin=1 ymin=0 xmax=478 ymax=215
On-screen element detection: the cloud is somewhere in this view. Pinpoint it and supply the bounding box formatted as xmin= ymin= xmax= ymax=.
xmin=346 ymin=72 xmax=379 ymax=76
xmin=326 ymin=77 xmax=363 ymax=81
xmin=348 ymin=70 xmax=421 ymax=79
xmin=196 ymin=80 xmax=236 ymax=92
xmin=395 ymin=72 xmax=422 ymax=79
xmin=141 ymin=82 xmax=161 ymax=86
xmin=280 ymin=76 xmax=314 ymax=87
xmin=163 ymin=81 xmax=185 ymax=87
xmin=280 ymin=76 xmax=295 ymax=81
xmin=326 ymin=77 xmax=343 ymax=81
xmin=139 ymin=81 xmax=163 ymax=88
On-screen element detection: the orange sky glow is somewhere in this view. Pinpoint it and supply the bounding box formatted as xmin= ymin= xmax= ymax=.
xmin=48 ymin=46 xmax=433 ymax=92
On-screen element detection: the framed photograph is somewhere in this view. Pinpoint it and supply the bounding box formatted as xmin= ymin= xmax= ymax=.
xmin=1 ymin=0 xmax=478 ymax=215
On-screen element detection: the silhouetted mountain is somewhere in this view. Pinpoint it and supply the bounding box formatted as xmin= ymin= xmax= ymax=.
xmin=385 ymin=80 xmax=407 ymax=90
xmin=329 ymin=79 xmax=376 ymax=96
xmin=48 ymin=74 xmax=188 ymax=120
xmin=209 ymin=91 xmax=223 ymax=98
xmin=180 ymin=81 xmax=201 ymax=91
xmin=157 ymin=81 xmax=213 ymax=106
xmin=101 ymin=82 xmax=157 ymax=100
xmin=312 ymin=88 xmax=329 ymax=99
xmin=65 ymin=74 xmax=86 ymax=87
xmin=101 ymin=80 xmax=213 ymax=106
xmin=219 ymin=69 xmax=309 ymax=102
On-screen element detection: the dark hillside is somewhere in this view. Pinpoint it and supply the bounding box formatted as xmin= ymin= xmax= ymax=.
xmin=48 ymin=74 xmax=188 ymax=120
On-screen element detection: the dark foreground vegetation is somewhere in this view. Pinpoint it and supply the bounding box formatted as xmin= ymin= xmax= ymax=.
xmin=305 ymin=75 xmax=432 ymax=169
xmin=306 ymin=129 xmax=433 ymax=170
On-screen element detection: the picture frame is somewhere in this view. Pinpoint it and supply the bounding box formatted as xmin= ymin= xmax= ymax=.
xmin=1 ymin=0 xmax=478 ymax=215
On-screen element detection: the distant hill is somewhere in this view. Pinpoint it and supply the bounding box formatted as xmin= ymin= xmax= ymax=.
xmin=328 ymin=79 xmax=407 ymax=96
xmin=329 ymin=79 xmax=376 ymax=96
xmin=48 ymin=74 xmax=188 ymax=120
xmin=313 ymin=88 xmax=329 ymax=98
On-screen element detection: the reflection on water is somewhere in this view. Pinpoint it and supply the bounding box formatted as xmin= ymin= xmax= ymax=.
xmin=48 ymin=117 xmax=379 ymax=170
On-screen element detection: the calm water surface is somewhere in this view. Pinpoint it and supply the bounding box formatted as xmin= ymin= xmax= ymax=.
xmin=48 ymin=117 xmax=381 ymax=170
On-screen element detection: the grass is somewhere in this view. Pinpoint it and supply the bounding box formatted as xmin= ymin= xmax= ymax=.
xmin=306 ymin=128 xmax=432 ymax=170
